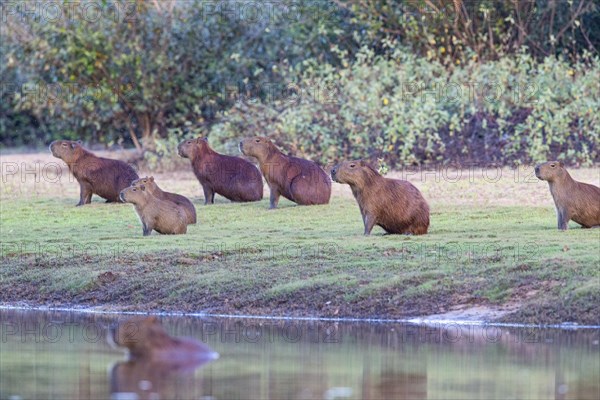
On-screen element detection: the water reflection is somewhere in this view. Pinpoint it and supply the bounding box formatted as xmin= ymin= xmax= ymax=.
xmin=109 ymin=359 xmax=207 ymax=400
xmin=108 ymin=316 xmax=218 ymax=400
xmin=0 ymin=309 xmax=598 ymax=399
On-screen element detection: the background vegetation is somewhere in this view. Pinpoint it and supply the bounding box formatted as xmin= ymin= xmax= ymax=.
xmin=1 ymin=0 xmax=599 ymax=166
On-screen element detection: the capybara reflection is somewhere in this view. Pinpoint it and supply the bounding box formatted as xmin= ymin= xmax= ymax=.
xmin=331 ymin=160 xmax=429 ymax=235
xmin=131 ymin=176 xmax=197 ymax=224
xmin=49 ymin=140 xmax=138 ymax=206
xmin=120 ymin=185 xmax=187 ymax=236
xmin=109 ymin=317 xmax=217 ymax=398
xmin=535 ymin=161 xmax=600 ymax=230
xmin=178 ymin=137 xmax=263 ymax=204
xmin=110 ymin=359 xmax=206 ymax=400
xmin=239 ymin=136 xmax=331 ymax=208
xmin=108 ymin=316 xmax=219 ymax=363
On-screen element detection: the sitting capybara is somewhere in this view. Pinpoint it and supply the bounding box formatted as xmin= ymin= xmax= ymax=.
xmin=535 ymin=161 xmax=600 ymax=230
xmin=178 ymin=137 xmax=263 ymax=204
xmin=49 ymin=140 xmax=138 ymax=206
xmin=108 ymin=316 xmax=218 ymax=363
xmin=120 ymin=185 xmax=187 ymax=236
xmin=331 ymin=160 xmax=429 ymax=235
xmin=131 ymin=176 xmax=197 ymax=224
xmin=239 ymin=136 xmax=331 ymax=208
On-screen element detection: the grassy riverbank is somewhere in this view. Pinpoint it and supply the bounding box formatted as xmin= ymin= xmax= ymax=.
xmin=1 ymin=153 xmax=599 ymax=325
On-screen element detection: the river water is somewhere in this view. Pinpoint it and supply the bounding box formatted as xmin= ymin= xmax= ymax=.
xmin=0 ymin=308 xmax=598 ymax=400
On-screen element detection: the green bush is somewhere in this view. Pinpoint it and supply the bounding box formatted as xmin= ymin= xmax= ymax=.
xmin=210 ymin=46 xmax=600 ymax=166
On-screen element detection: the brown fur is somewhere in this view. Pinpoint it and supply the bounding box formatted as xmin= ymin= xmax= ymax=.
xmin=178 ymin=137 xmax=263 ymax=204
xmin=239 ymin=136 xmax=331 ymax=208
xmin=108 ymin=316 xmax=217 ymax=362
xmin=120 ymin=185 xmax=187 ymax=236
xmin=535 ymin=161 xmax=600 ymax=230
xmin=331 ymin=160 xmax=430 ymax=235
xmin=49 ymin=140 xmax=139 ymax=206
xmin=131 ymin=176 xmax=197 ymax=224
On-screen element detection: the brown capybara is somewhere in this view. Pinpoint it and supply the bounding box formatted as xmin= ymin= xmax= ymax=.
xmin=131 ymin=176 xmax=197 ymax=225
xmin=108 ymin=316 xmax=218 ymax=363
xmin=535 ymin=161 xmax=600 ymax=230
xmin=49 ymin=140 xmax=138 ymax=206
xmin=119 ymin=185 xmax=187 ymax=236
xmin=331 ymin=160 xmax=430 ymax=235
xmin=178 ymin=137 xmax=263 ymax=204
xmin=239 ymin=136 xmax=331 ymax=208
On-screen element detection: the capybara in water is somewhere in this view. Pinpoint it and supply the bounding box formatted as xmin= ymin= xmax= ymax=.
xmin=120 ymin=185 xmax=187 ymax=236
xmin=108 ymin=316 xmax=218 ymax=363
xmin=239 ymin=136 xmax=331 ymax=208
xmin=535 ymin=161 xmax=600 ymax=230
xmin=49 ymin=140 xmax=138 ymax=206
xmin=178 ymin=137 xmax=263 ymax=204
xmin=331 ymin=160 xmax=429 ymax=235
xmin=131 ymin=176 xmax=197 ymax=225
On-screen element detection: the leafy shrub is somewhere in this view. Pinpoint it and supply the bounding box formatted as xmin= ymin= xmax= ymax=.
xmin=210 ymin=45 xmax=600 ymax=166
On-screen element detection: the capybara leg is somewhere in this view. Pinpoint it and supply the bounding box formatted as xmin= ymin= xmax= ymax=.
xmin=77 ymin=182 xmax=93 ymax=206
xmin=202 ymin=186 xmax=214 ymax=205
xmin=289 ymin=176 xmax=315 ymax=205
xmin=557 ymin=208 xmax=569 ymax=230
xmin=269 ymin=188 xmax=280 ymax=209
xmin=363 ymin=214 xmax=376 ymax=235
xmin=142 ymin=223 xmax=152 ymax=236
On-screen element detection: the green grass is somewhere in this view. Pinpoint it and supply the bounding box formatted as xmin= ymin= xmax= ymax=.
xmin=1 ymin=190 xmax=599 ymax=325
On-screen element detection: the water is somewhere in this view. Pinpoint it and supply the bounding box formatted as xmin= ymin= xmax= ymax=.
xmin=0 ymin=309 xmax=598 ymax=400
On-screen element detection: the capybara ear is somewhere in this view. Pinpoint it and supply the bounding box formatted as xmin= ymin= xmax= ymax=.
xmin=360 ymin=159 xmax=376 ymax=169
xmin=559 ymin=161 xmax=564 ymax=167
xmin=70 ymin=141 xmax=80 ymax=149
xmin=148 ymin=176 xmax=154 ymax=182
xmin=196 ymin=137 xmax=207 ymax=143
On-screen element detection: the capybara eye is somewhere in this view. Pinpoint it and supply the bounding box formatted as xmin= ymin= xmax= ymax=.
xmin=187 ymin=141 xmax=191 ymax=144
xmin=61 ymin=143 xmax=68 ymax=147
xmin=255 ymin=139 xmax=260 ymax=143
xmin=350 ymin=164 xmax=356 ymax=168
xmin=132 ymin=188 xmax=137 ymax=191
xmin=551 ymin=164 xmax=556 ymax=168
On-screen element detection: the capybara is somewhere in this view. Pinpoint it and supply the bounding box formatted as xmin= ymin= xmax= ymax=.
xmin=535 ymin=161 xmax=600 ymax=230
xmin=239 ymin=136 xmax=331 ymax=208
xmin=119 ymin=185 xmax=187 ymax=236
xmin=131 ymin=176 xmax=197 ymax=224
xmin=108 ymin=316 xmax=218 ymax=363
xmin=331 ymin=160 xmax=430 ymax=235
xmin=178 ymin=137 xmax=263 ymax=204
xmin=49 ymin=140 xmax=138 ymax=206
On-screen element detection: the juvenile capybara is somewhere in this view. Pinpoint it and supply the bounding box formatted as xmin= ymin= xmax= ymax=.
xmin=131 ymin=176 xmax=197 ymax=225
xmin=49 ymin=140 xmax=138 ymax=206
xmin=178 ymin=137 xmax=263 ymax=204
xmin=239 ymin=136 xmax=331 ymax=208
xmin=535 ymin=161 xmax=600 ymax=230
xmin=331 ymin=160 xmax=430 ymax=235
xmin=119 ymin=185 xmax=187 ymax=236
xmin=108 ymin=316 xmax=218 ymax=363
